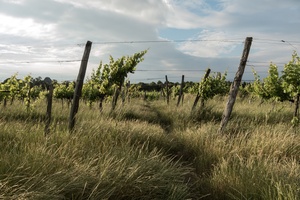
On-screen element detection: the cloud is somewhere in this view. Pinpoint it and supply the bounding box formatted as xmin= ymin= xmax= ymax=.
xmin=0 ymin=14 xmax=56 ymax=39
xmin=177 ymin=30 xmax=240 ymax=57
xmin=54 ymin=0 xmax=169 ymax=25
xmin=0 ymin=0 xmax=299 ymax=83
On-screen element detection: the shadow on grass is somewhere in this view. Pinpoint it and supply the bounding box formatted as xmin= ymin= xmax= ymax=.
xmin=0 ymin=111 xmax=45 ymax=122
xmin=190 ymin=105 xmax=223 ymax=124
xmin=125 ymin=127 xmax=222 ymax=199
xmin=0 ymin=110 xmax=67 ymax=125
xmin=115 ymin=102 xmax=174 ymax=133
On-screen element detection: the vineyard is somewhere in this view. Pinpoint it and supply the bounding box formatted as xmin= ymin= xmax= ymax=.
xmin=1 ymin=49 xmax=299 ymax=129
xmin=0 ymin=40 xmax=300 ymax=199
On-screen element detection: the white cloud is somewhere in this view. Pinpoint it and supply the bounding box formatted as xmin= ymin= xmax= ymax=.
xmin=177 ymin=30 xmax=240 ymax=57
xmin=54 ymin=0 xmax=169 ymax=25
xmin=2 ymin=0 xmax=25 ymax=4
xmin=0 ymin=14 xmax=56 ymax=39
xmin=0 ymin=0 xmax=300 ymax=82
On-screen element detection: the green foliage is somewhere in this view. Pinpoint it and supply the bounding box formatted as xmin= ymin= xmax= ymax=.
xmin=198 ymin=71 xmax=229 ymax=101
xmin=144 ymin=91 xmax=161 ymax=101
xmin=171 ymin=85 xmax=180 ymax=99
xmin=90 ymin=61 xmax=112 ymax=96
xmin=0 ymin=74 xmax=43 ymax=111
xmin=82 ymin=80 xmax=101 ymax=107
xmin=53 ymin=81 xmax=75 ymax=100
xmin=86 ymin=50 xmax=147 ymax=108
xmin=127 ymin=84 xmax=142 ymax=98
xmin=282 ymin=51 xmax=300 ymax=97
xmin=238 ymin=83 xmax=252 ymax=98
xmin=0 ymin=83 xmax=9 ymax=101
xmin=250 ymin=69 xmax=268 ymax=99
xmin=251 ymin=52 xmax=300 ymax=102
xmin=109 ymin=50 xmax=147 ymax=88
xmin=252 ymin=64 xmax=290 ymax=101
xmin=3 ymin=74 xmax=20 ymax=102
xmin=19 ymin=75 xmax=32 ymax=110
xmin=251 ymin=52 xmax=300 ymax=125
xmin=186 ymin=82 xmax=199 ymax=94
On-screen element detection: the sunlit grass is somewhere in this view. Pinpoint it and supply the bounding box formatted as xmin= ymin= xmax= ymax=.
xmin=0 ymin=96 xmax=299 ymax=199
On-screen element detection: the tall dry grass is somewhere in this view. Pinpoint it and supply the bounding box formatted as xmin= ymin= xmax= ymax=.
xmin=0 ymin=96 xmax=299 ymax=199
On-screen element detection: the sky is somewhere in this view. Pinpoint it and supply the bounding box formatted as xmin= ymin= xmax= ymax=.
xmin=0 ymin=0 xmax=299 ymax=83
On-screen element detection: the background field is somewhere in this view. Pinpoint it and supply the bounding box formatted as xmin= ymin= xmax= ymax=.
xmin=0 ymin=95 xmax=299 ymax=199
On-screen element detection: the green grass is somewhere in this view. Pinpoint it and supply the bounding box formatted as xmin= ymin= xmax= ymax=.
xmin=0 ymin=96 xmax=299 ymax=199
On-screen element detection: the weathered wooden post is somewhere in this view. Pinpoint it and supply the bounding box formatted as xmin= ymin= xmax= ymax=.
xmin=126 ymin=81 xmax=131 ymax=103
xmin=177 ymin=75 xmax=184 ymax=106
xmin=143 ymin=91 xmax=147 ymax=101
xmin=44 ymin=77 xmax=53 ymax=136
xmin=111 ymin=86 xmax=121 ymax=111
xmin=192 ymin=68 xmax=211 ymax=112
xmin=121 ymin=81 xmax=131 ymax=104
xmin=165 ymin=75 xmax=169 ymax=105
xmin=3 ymin=97 xmax=7 ymax=107
xmin=294 ymin=94 xmax=300 ymax=118
xmin=0 ymin=90 xmax=9 ymax=108
xmin=0 ymin=90 xmax=10 ymax=108
xmin=68 ymin=41 xmax=92 ymax=132
xmin=219 ymin=37 xmax=252 ymax=133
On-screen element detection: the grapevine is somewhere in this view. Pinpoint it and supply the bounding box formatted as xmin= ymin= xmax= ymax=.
xmin=198 ymin=71 xmax=229 ymax=101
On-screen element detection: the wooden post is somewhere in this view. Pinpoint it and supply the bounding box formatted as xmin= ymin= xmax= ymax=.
xmin=44 ymin=77 xmax=53 ymax=136
xmin=121 ymin=81 xmax=131 ymax=104
xmin=219 ymin=37 xmax=252 ymax=133
xmin=26 ymin=85 xmax=31 ymax=113
xmin=165 ymin=75 xmax=169 ymax=105
xmin=3 ymin=97 xmax=7 ymax=107
xmin=68 ymin=41 xmax=92 ymax=132
xmin=161 ymin=84 xmax=166 ymax=98
xmin=143 ymin=91 xmax=147 ymax=101
xmin=126 ymin=81 xmax=131 ymax=103
xmin=0 ymin=91 xmax=9 ymax=108
xmin=111 ymin=86 xmax=121 ymax=111
xmin=294 ymin=93 xmax=300 ymax=118
xmin=177 ymin=75 xmax=184 ymax=107
xmin=192 ymin=68 xmax=211 ymax=112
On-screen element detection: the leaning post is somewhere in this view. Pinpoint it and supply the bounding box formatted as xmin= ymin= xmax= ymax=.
xmin=177 ymin=75 xmax=185 ymax=107
xmin=219 ymin=37 xmax=252 ymax=133
xmin=191 ymin=68 xmax=211 ymax=112
xmin=165 ymin=75 xmax=170 ymax=105
xmin=44 ymin=77 xmax=53 ymax=136
xmin=68 ymin=41 xmax=92 ymax=132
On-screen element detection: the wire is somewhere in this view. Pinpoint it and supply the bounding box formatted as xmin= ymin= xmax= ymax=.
xmin=254 ymin=38 xmax=300 ymax=45
xmin=93 ymin=39 xmax=244 ymax=45
xmin=0 ymin=59 xmax=81 ymax=65
xmin=281 ymin=40 xmax=298 ymax=50
xmin=248 ymin=61 xmax=286 ymax=65
xmin=1 ymin=37 xmax=299 ymax=49
xmin=136 ymin=69 xmax=207 ymax=72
